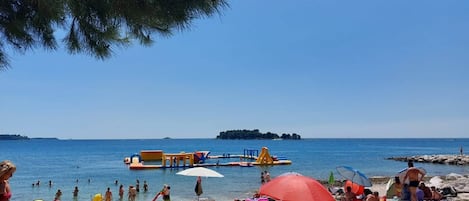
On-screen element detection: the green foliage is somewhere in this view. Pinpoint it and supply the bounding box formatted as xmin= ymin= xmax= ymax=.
xmin=216 ymin=129 xmax=301 ymax=140
xmin=0 ymin=0 xmax=228 ymax=70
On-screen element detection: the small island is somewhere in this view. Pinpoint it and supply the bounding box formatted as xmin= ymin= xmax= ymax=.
xmin=0 ymin=134 xmax=30 ymax=140
xmin=216 ymin=129 xmax=301 ymax=140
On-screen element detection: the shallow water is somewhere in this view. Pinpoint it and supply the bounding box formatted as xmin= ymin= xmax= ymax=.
xmin=1 ymin=138 xmax=468 ymax=201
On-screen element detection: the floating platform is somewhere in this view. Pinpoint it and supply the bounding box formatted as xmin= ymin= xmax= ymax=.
xmin=127 ymin=146 xmax=291 ymax=170
xmin=129 ymin=160 xmax=292 ymax=170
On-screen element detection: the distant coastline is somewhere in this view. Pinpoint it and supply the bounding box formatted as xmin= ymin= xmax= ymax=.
xmin=0 ymin=134 xmax=58 ymax=140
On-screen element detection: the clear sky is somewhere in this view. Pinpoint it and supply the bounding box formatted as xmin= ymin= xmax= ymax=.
xmin=1 ymin=1 xmax=469 ymax=139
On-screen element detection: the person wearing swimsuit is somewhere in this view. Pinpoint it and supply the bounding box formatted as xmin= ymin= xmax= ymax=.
xmin=403 ymin=161 xmax=425 ymax=201
xmin=152 ymin=184 xmax=170 ymax=201
xmin=0 ymin=160 xmax=16 ymax=201
xmin=393 ymin=176 xmax=402 ymax=198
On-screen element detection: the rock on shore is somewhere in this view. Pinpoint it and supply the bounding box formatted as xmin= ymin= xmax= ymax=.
xmin=386 ymin=154 xmax=469 ymax=165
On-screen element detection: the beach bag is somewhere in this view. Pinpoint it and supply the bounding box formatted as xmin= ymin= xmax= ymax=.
xmin=440 ymin=186 xmax=457 ymax=197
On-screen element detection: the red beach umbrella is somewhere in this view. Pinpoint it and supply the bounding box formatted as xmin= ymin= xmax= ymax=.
xmin=259 ymin=174 xmax=335 ymax=201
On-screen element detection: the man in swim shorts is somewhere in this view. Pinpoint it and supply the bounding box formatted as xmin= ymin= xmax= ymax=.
xmin=403 ymin=161 xmax=425 ymax=201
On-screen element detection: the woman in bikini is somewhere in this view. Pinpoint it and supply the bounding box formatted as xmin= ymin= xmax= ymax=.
xmin=0 ymin=161 xmax=17 ymax=201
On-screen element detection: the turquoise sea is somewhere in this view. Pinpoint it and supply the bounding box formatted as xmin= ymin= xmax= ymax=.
xmin=1 ymin=139 xmax=469 ymax=201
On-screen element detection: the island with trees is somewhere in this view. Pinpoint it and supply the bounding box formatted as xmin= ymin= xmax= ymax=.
xmin=216 ymin=129 xmax=301 ymax=140
xmin=0 ymin=134 xmax=29 ymax=140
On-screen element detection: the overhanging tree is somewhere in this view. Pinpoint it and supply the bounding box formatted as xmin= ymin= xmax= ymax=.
xmin=0 ymin=0 xmax=228 ymax=70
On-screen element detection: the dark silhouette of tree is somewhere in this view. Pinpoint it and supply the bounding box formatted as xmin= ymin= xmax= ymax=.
xmin=280 ymin=133 xmax=301 ymax=140
xmin=0 ymin=0 xmax=228 ymax=70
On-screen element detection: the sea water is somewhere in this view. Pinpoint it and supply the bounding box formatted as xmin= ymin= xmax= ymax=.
xmin=1 ymin=138 xmax=469 ymax=201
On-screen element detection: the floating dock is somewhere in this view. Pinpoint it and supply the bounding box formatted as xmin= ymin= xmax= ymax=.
xmin=127 ymin=147 xmax=291 ymax=170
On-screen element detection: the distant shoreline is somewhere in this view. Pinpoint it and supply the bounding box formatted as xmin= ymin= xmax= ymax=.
xmin=0 ymin=134 xmax=58 ymax=140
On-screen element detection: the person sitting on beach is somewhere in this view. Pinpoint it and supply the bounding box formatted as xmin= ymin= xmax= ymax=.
xmin=403 ymin=161 xmax=425 ymax=201
xmin=365 ymin=191 xmax=379 ymax=201
xmin=394 ymin=176 xmax=403 ymax=198
xmin=364 ymin=190 xmax=372 ymax=201
xmin=402 ymin=183 xmax=411 ymax=201
xmin=416 ymin=188 xmax=424 ymax=201
xmin=418 ymin=183 xmax=432 ymax=200
xmin=253 ymin=190 xmax=261 ymax=199
xmin=341 ymin=186 xmax=356 ymax=201
xmin=430 ymin=186 xmax=442 ymax=201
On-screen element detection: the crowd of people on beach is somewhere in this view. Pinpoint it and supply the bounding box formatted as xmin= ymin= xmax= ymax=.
xmin=385 ymin=161 xmax=443 ymax=201
xmin=338 ymin=160 xmax=445 ymax=201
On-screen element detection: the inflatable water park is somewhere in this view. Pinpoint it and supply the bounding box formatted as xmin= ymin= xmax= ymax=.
xmin=124 ymin=147 xmax=291 ymax=170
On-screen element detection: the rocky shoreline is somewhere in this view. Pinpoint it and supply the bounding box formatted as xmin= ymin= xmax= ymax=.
xmin=386 ymin=154 xmax=469 ymax=165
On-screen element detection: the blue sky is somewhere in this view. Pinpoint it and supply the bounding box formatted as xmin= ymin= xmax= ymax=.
xmin=1 ymin=0 xmax=469 ymax=139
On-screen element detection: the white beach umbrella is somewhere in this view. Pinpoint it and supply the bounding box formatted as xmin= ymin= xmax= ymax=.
xmin=278 ymin=171 xmax=303 ymax=177
xmin=176 ymin=167 xmax=224 ymax=177
xmin=176 ymin=167 xmax=223 ymax=201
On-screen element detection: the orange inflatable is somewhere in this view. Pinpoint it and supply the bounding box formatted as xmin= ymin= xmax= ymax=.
xmin=344 ymin=180 xmax=364 ymax=195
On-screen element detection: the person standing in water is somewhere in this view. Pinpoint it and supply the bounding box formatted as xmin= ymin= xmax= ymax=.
xmin=152 ymin=184 xmax=170 ymax=201
xmin=104 ymin=187 xmax=112 ymax=201
xmin=118 ymin=184 xmax=124 ymax=200
xmin=128 ymin=185 xmax=136 ymax=201
xmin=73 ymin=186 xmax=79 ymax=198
